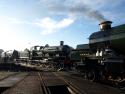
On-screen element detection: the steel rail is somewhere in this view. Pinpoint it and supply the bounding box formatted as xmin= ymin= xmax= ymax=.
xmin=53 ymin=72 xmax=87 ymax=94
xmin=38 ymin=72 xmax=51 ymax=94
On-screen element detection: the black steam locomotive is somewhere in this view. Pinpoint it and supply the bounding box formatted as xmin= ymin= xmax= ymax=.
xmin=80 ymin=21 xmax=125 ymax=84
xmin=19 ymin=41 xmax=72 ymax=64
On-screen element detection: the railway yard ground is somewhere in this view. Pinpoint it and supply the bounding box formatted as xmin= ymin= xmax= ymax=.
xmin=0 ymin=62 xmax=124 ymax=94
xmin=0 ymin=70 xmax=125 ymax=94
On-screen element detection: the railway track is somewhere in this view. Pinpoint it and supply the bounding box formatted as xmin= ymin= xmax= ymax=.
xmin=53 ymin=72 xmax=87 ymax=94
xmin=54 ymin=72 xmax=125 ymax=94
xmin=67 ymin=81 xmax=87 ymax=94
xmin=38 ymin=72 xmax=51 ymax=94
xmin=2 ymin=71 xmax=124 ymax=94
xmin=38 ymin=72 xmax=86 ymax=94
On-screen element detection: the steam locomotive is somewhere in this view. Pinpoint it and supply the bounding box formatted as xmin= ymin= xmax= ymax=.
xmin=19 ymin=41 xmax=72 ymax=65
xmin=80 ymin=21 xmax=125 ymax=84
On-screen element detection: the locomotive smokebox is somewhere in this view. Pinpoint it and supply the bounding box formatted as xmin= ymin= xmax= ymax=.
xmin=99 ymin=21 xmax=112 ymax=31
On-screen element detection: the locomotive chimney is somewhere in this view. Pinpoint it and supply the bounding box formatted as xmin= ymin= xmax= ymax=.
xmin=99 ymin=21 xmax=112 ymax=31
xmin=60 ymin=41 xmax=64 ymax=46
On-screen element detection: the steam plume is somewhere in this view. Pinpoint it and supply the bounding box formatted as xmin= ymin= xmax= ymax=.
xmin=70 ymin=4 xmax=107 ymax=21
xmin=44 ymin=1 xmax=107 ymax=22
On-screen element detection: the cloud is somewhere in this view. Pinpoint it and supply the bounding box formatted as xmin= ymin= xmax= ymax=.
xmin=39 ymin=0 xmax=124 ymax=9
xmin=39 ymin=0 xmax=125 ymax=22
xmin=35 ymin=17 xmax=74 ymax=35
xmin=39 ymin=0 xmax=106 ymax=21
xmin=0 ymin=16 xmax=74 ymax=35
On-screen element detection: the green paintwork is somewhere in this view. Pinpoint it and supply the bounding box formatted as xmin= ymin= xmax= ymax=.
xmin=89 ymin=24 xmax=125 ymax=55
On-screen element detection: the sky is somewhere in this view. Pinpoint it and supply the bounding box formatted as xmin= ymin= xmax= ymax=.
xmin=0 ymin=0 xmax=125 ymax=51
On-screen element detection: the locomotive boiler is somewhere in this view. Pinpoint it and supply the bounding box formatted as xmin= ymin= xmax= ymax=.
xmin=41 ymin=41 xmax=72 ymax=63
